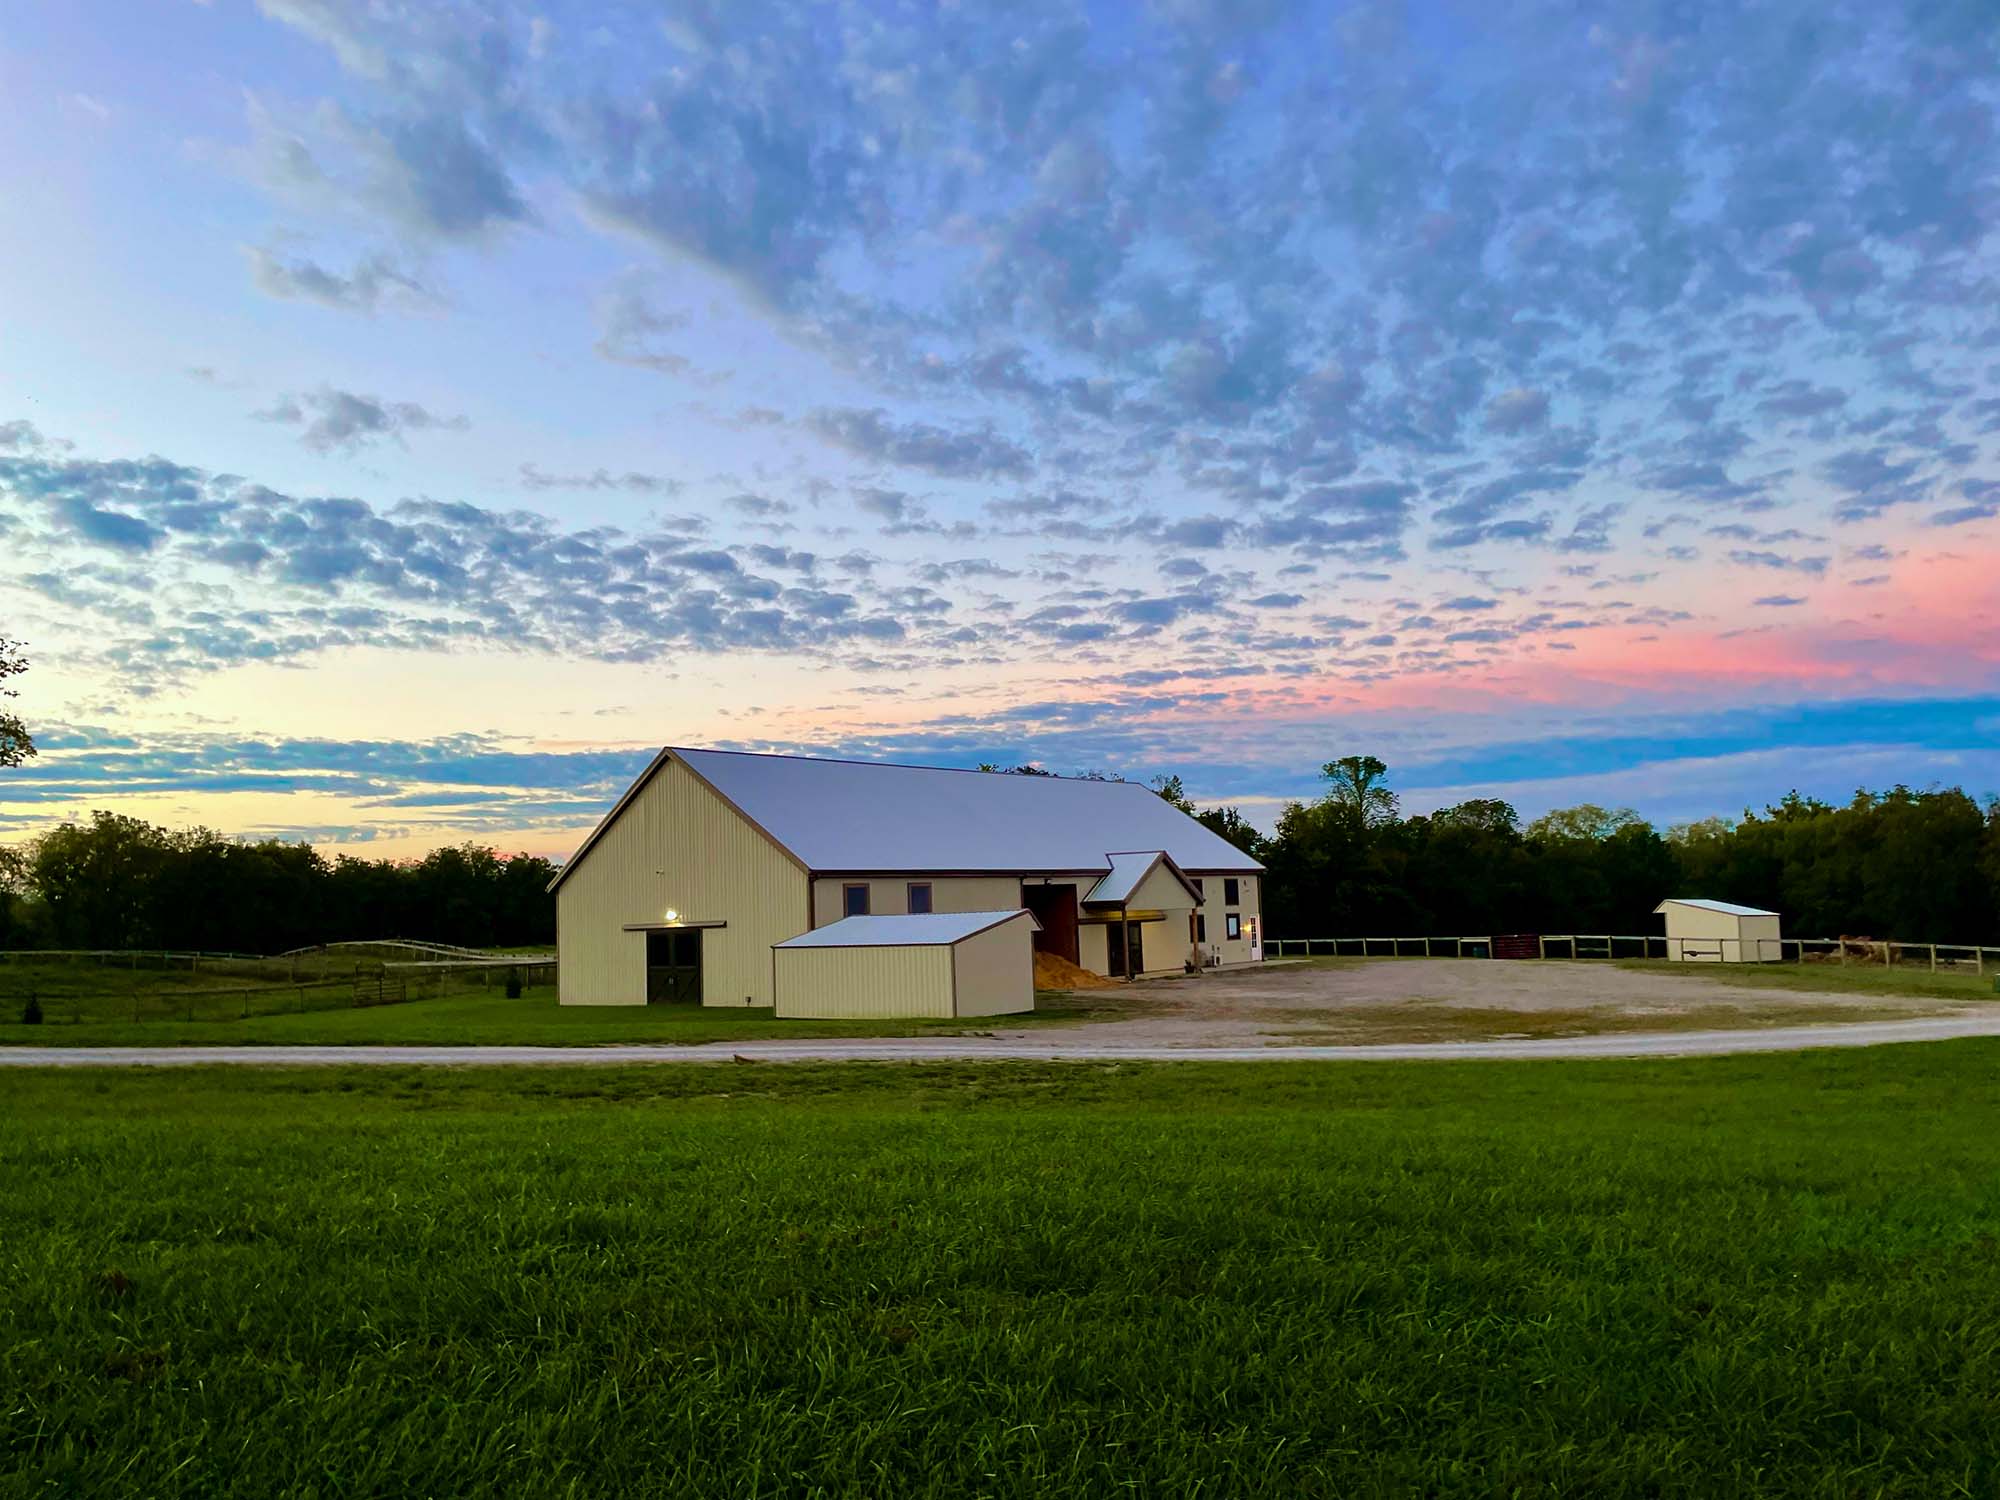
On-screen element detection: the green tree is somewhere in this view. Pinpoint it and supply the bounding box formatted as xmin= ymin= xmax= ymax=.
xmin=1196 ymin=806 xmax=1267 ymax=860
xmin=27 ymin=812 xmax=172 ymax=948
xmin=1400 ymin=800 xmax=1531 ymax=932
xmin=1524 ymin=804 xmax=1644 ymax=842
xmin=0 ymin=638 xmax=34 ymax=768
xmin=1318 ymin=756 xmax=1398 ymax=829
xmin=1429 ymin=799 xmax=1519 ymax=835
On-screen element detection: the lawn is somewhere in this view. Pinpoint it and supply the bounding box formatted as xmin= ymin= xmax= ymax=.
xmin=0 ymin=985 xmax=1120 ymax=1047
xmin=0 ymin=950 xmax=538 ymax=1024
xmin=7 ymin=1048 xmax=2000 ymax=1495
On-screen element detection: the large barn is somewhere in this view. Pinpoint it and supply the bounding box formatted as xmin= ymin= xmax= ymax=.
xmin=549 ymin=748 xmax=1265 ymax=1006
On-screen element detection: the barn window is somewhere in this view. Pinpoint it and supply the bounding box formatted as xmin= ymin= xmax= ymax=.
xmin=843 ymin=883 xmax=871 ymax=917
xmin=1224 ymin=877 xmax=1240 ymax=906
xmin=906 ymin=882 xmax=933 ymax=914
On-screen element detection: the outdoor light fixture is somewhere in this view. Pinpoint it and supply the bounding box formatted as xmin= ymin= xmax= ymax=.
xmin=663 ymin=908 xmax=680 ymax=924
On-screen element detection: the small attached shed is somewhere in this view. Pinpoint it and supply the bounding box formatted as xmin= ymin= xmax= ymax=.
xmin=1080 ymin=850 xmax=1203 ymax=978
xmin=1654 ymin=898 xmax=1783 ymax=962
xmin=772 ymin=909 xmax=1040 ymax=1019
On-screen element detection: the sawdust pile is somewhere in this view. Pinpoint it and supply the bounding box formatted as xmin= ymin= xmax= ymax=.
xmin=1033 ymin=951 xmax=1118 ymax=990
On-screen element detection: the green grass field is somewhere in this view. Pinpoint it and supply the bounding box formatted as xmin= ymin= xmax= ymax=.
xmin=0 ymin=953 xmax=564 ymax=1036
xmin=0 ymin=984 xmax=1116 ymax=1047
xmin=7 ymin=1047 xmax=2000 ymax=1495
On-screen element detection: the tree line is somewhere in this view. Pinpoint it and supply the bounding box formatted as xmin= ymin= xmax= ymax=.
xmin=0 ymin=812 xmax=557 ymax=954
xmin=3 ymin=758 xmax=1994 ymax=956
xmin=1169 ymin=758 xmax=2000 ymax=943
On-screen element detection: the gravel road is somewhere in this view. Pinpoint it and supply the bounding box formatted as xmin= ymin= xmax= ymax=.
xmin=5 ymin=1013 xmax=2000 ymax=1066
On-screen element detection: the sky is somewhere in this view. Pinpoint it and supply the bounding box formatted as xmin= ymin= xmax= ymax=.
xmin=1 ymin=0 xmax=1997 ymax=858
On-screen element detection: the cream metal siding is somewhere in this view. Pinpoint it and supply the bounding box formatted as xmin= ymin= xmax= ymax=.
xmin=1192 ymin=873 xmax=1262 ymax=967
xmin=1129 ymin=917 xmax=1186 ymax=977
xmin=1659 ymin=902 xmax=1783 ymax=963
xmin=556 ymin=754 xmax=809 ymax=1006
xmin=950 ymin=917 xmax=1037 ymax=1017
xmin=1660 ymin=902 xmax=1735 ymax=962
xmin=1075 ymin=915 xmax=1187 ymax=978
xmin=1737 ymin=914 xmax=1782 ymax=961
xmin=811 ymin=875 xmax=1023 ymax=925
xmin=1077 ymin=918 xmax=1109 ymax=975
xmin=1120 ymin=861 xmax=1199 ymax=916
xmin=774 ymin=945 xmax=955 ymax=1018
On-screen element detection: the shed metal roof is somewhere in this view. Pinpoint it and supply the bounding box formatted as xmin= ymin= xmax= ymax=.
xmin=1653 ymin=898 xmax=1780 ymax=918
xmin=672 ymin=748 xmax=1264 ymax=876
xmin=774 ymin=910 xmax=1037 ymax=949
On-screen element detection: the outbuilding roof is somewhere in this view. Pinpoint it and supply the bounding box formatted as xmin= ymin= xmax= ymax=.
xmin=1653 ymin=898 xmax=1780 ymax=918
xmin=1083 ymin=850 xmax=1202 ymax=907
xmin=773 ymin=910 xmax=1037 ymax=948
xmin=552 ymin=747 xmax=1264 ymax=887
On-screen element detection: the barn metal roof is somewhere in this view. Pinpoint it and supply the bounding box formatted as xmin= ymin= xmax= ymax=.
xmin=668 ymin=748 xmax=1266 ymax=877
xmin=1653 ymin=898 xmax=1779 ymax=918
xmin=773 ymin=910 xmax=1037 ymax=948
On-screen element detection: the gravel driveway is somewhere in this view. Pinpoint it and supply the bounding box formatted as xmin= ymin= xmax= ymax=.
xmin=2 ymin=961 xmax=1984 ymax=1067
xmin=994 ymin=958 xmax=1978 ymax=1049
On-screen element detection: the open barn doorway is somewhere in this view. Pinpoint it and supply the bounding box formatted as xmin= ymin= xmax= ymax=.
xmin=1022 ymin=883 xmax=1080 ymax=964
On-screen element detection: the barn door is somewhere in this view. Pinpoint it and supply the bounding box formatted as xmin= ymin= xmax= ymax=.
xmin=647 ymin=929 xmax=703 ymax=1004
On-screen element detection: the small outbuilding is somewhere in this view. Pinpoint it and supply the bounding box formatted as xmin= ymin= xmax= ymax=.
xmin=1654 ymin=898 xmax=1783 ymax=962
xmin=772 ymin=909 xmax=1039 ymax=1019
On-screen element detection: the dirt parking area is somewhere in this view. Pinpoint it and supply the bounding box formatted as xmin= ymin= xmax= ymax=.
xmin=1000 ymin=959 xmax=1980 ymax=1049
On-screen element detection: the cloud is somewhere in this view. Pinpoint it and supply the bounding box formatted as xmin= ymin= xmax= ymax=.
xmin=247 ymin=246 xmax=435 ymax=312
xmin=517 ymin=463 xmax=681 ymax=496
xmin=1483 ymin=388 xmax=1549 ymax=434
xmin=1821 ymin=448 xmax=1928 ymax=521
xmin=806 ymin=408 xmax=1032 ymax=480
xmin=249 ymin=95 xmax=530 ymax=243
xmin=852 ymin=487 xmax=913 ymax=523
xmin=1728 ymin=550 xmax=1829 ymax=575
xmin=254 ymin=387 xmax=469 ymax=453
xmin=0 ymin=427 xmax=975 ymax=686
xmin=54 ymin=499 xmax=162 ymax=553
xmin=1160 ymin=516 xmax=1233 ymax=549
xmin=221 ymin=0 xmax=2000 ymax=600
xmin=594 ymin=281 xmax=694 ymax=375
